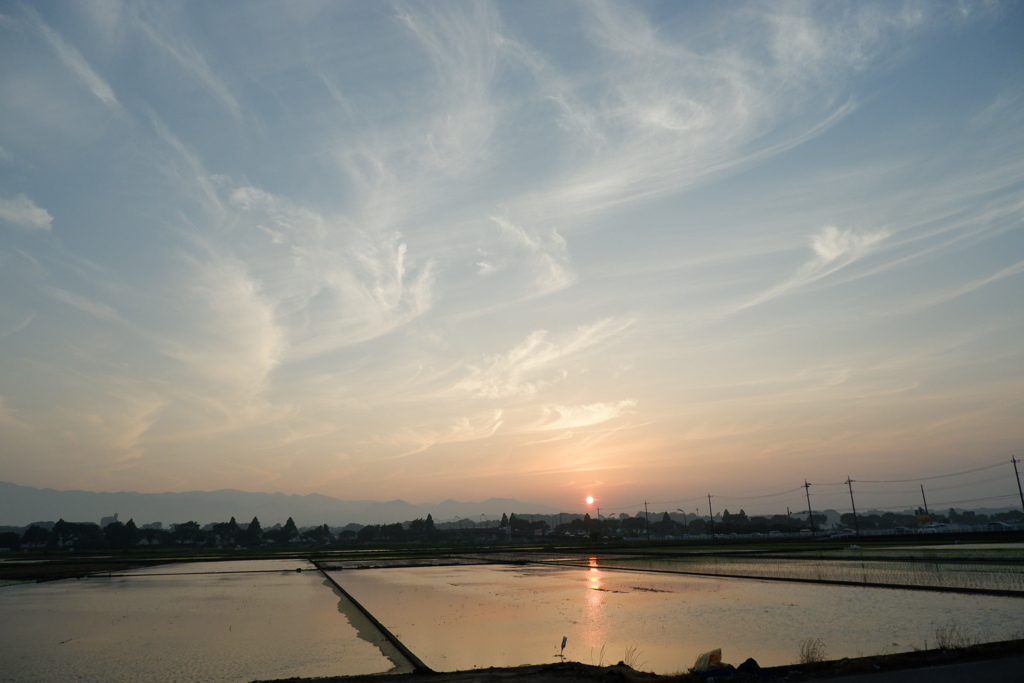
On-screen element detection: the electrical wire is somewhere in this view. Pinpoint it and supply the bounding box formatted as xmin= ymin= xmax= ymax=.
xmin=705 ymin=487 xmax=804 ymax=501
xmin=585 ymin=459 xmax=1018 ymax=516
xmin=858 ymin=459 xmax=1006 ymax=483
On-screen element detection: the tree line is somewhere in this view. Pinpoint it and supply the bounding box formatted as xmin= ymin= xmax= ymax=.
xmin=3 ymin=506 xmax=1020 ymax=551
xmin=1 ymin=516 xmax=334 ymax=552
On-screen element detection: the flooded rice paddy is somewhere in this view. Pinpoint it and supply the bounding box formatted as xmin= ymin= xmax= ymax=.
xmin=1 ymin=546 xmax=1022 ymax=681
xmin=564 ymin=554 xmax=1024 ymax=592
xmin=0 ymin=559 xmax=397 ymax=683
xmin=329 ymin=561 xmax=1024 ymax=674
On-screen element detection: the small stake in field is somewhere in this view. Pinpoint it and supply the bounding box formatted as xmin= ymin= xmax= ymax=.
xmin=556 ymin=636 xmax=567 ymax=661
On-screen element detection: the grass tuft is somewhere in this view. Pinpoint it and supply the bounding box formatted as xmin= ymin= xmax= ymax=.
xmin=933 ymin=622 xmax=978 ymax=650
xmin=623 ymin=644 xmax=646 ymax=670
xmin=799 ymin=637 xmax=828 ymax=664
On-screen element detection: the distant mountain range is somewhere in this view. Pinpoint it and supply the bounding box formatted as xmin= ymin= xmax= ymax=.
xmin=0 ymin=482 xmax=561 ymax=528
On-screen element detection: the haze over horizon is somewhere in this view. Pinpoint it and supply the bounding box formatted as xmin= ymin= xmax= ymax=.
xmin=1 ymin=2 xmax=1022 ymax=518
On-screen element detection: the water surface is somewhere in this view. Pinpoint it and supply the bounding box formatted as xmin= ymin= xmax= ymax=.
xmin=0 ymin=559 xmax=395 ymax=683
xmin=332 ymin=561 xmax=1024 ymax=674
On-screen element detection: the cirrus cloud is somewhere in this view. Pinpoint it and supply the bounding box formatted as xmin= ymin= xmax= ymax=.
xmin=533 ymin=399 xmax=637 ymax=431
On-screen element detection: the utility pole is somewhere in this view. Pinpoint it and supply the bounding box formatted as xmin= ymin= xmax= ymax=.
xmin=786 ymin=507 xmax=792 ymax=535
xmin=1013 ymin=456 xmax=1024 ymax=514
xmin=707 ymin=493 xmax=715 ymax=541
xmin=644 ymin=501 xmax=651 ymax=542
xmin=920 ymin=484 xmax=930 ymax=517
xmin=845 ymin=476 xmax=860 ymax=537
xmin=804 ymin=480 xmax=814 ymax=534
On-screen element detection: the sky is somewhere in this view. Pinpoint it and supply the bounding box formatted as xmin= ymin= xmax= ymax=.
xmin=1 ymin=1 xmax=1022 ymax=518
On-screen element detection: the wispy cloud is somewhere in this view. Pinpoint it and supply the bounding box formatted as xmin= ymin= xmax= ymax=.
xmin=453 ymin=318 xmax=630 ymax=399
xmin=496 ymin=2 xmax=927 ymax=227
xmin=47 ymin=287 xmax=120 ymax=320
xmin=490 ymin=214 xmax=575 ymax=296
xmin=0 ymin=2 xmax=1018 ymax=503
xmin=26 ymin=6 xmax=119 ymax=109
xmin=226 ymin=183 xmax=436 ymax=358
xmin=0 ymin=194 xmax=53 ymax=231
xmin=524 ymin=431 xmax=575 ymax=446
xmin=0 ymin=313 xmax=33 ymax=338
xmin=374 ymin=409 xmax=505 ymax=457
xmin=130 ymin=5 xmax=242 ymax=119
xmin=164 ymin=254 xmax=286 ymax=397
xmin=0 ymin=395 xmax=32 ymax=432
xmin=738 ymin=225 xmax=889 ymax=311
xmin=395 ymin=3 xmax=501 ymax=177
xmin=532 ymin=399 xmax=636 ymax=431
xmin=877 ymin=258 xmax=1024 ymax=318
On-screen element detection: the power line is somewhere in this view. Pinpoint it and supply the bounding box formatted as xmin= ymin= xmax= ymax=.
xmin=708 ymin=487 xmax=804 ymax=501
xmin=930 ymin=494 xmax=1018 ymax=507
xmin=820 ymin=495 xmax=1017 ymax=513
xmin=858 ymin=460 xmax=1006 ymax=483
xmin=591 ymin=458 xmax=1015 ymax=516
xmin=852 ymin=474 xmax=1011 ymax=496
xmin=921 ymin=474 xmax=1010 ymax=493
xmin=640 ymin=486 xmax=805 ymax=509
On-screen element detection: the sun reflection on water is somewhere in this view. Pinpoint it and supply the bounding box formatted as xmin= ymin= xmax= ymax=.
xmin=583 ymin=556 xmax=608 ymax=650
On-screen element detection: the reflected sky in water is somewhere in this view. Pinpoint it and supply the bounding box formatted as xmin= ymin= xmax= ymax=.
xmin=333 ymin=563 xmax=1024 ymax=674
xmin=2 ymin=557 xmax=1021 ymax=680
xmin=0 ymin=560 xmax=394 ymax=683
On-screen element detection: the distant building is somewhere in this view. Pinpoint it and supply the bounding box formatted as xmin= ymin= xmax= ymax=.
xmin=100 ymin=513 xmax=119 ymax=528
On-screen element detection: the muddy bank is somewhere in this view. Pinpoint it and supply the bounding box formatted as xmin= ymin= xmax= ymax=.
xmin=254 ymin=661 xmax=658 ymax=683
xmin=318 ymin=570 xmax=420 ymax=675
xmin=0 ymin=557 xmax=169 ymax=583
xmin=253 ymin=638 xmax=1024 ymax=683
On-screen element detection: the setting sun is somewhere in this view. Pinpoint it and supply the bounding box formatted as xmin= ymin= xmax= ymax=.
xmin=585 ymin=496 xmax=594 ymax=505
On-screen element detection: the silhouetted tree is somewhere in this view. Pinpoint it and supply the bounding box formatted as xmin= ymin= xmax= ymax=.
xmin=212 ymin=518 xmax=241 ymax=546
xmin=621 ymin=516 xmax=646 ymax=536
xmin=651 ymin=512 xmax=675 ymax=535
xmin=267 ymin=516 xmax=298 ymax=544
xmin=138 ymin=526 xmax=168 ymax=546
xmin=104 ymin=521 xmax=124 ymax=547
xmin=283 ymin=517 xmax=297 ymax=539
xmin=368 ymin=523 xmax=404 ymax=542
xmin=50 ymin=519 xmax=73 ymax=548
xmin=242 ymin=516 xmax=263 ymax=545
xmin=299 ymin=523 xmax=332 ymax=544
xmin=408 ymin=517 xmax=433 ymax=542
xmin=49 ymin=519 xmax=102 ymax=549
xmin=103 ymin=519 xmax=139 ymax=548
xmin=21 ymin=524 xmax=49 ymax=548
xmin=124 ymin=518 xmax=139 ymax=546
xmin=171 ymin=521 xmax=204 ymax=546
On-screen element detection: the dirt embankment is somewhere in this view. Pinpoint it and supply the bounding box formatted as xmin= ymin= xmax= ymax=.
xmin=254 ymin=638 xmax=1024 ymax=683
xmin=0 ymin=557 xmax=169 ymax=583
